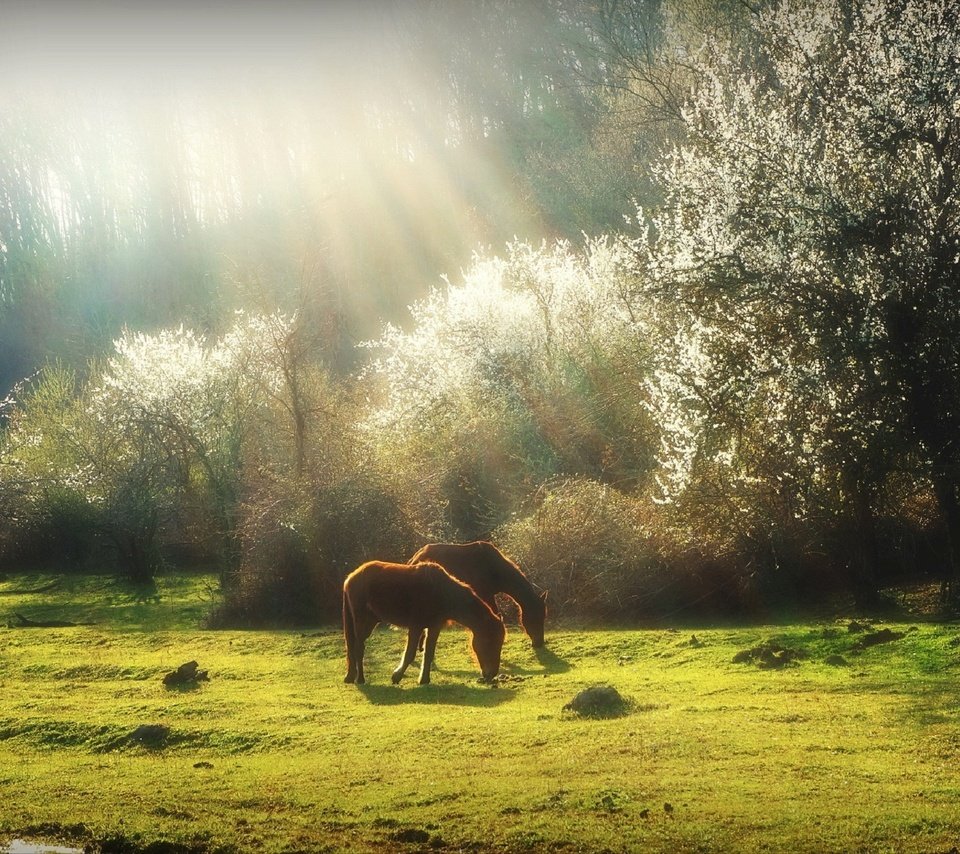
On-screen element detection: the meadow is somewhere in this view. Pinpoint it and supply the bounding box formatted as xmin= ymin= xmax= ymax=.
xmin=1 ymin=574 xmax=959 ymax=853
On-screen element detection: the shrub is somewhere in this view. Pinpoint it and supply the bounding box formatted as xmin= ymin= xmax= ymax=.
xmin=210 ymin=464 xmax=421 ymax=628
xmin=0 ymin=487 xmax=99 ymax=568
xmin=496 ymin=479 xmax=668 ymax=620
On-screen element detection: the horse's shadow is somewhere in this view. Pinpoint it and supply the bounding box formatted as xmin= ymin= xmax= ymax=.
xmin=357 ymin=681 xmax=515 ymax=707
xmin=496 ymin=644 xmax=572 ymax=676
xmin=533 ymin=645 xmax=571 ymax=674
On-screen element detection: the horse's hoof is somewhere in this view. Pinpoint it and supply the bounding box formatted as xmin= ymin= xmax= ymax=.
xmin=391 ymin=672 xmax=403 ymax=684
xmin=418 ymin=677 xmax=431 ymax=685
xmin=344 ymin=674 xmax=356 ymax=684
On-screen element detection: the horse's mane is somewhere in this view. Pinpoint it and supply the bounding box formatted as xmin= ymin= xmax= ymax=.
xmin=476 ymin=540 xmax=523 ymax=573
xmin=472 ymin=541 xmax=545 ymax=601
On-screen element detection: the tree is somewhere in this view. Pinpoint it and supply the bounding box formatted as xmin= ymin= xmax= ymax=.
xmin=92 ymin=316 xmax=298 ymax=575
xmin=631 ymin=0 xmax=960 ymax=598
xmin=0 ymin=315 xmax=297 ymax=579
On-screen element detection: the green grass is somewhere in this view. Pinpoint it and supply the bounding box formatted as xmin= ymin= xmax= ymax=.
xmin=1 ymin=573 xmax=960 ymax=852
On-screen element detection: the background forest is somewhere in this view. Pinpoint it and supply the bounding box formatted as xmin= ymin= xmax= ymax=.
xmin=2 ymin=0 xmax=959 ymax=625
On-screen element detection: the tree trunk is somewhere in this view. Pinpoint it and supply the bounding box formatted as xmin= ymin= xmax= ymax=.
xmin=932 ymin=474 xmax=960 ymax=602
xmin=843 ymin=469 xmax=881 ymax=608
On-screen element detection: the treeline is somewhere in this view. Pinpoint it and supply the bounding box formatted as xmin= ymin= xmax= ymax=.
xmin=0 ymin=0 xmax=661 ymax=389
xmin=2 ymin=0 xmax=959 ymax=622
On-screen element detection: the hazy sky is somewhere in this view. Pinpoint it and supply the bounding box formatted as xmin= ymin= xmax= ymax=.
xmin=2 ymin=1 xmax=403 ymax=89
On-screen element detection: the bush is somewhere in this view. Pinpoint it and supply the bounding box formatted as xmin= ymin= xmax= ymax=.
xmin=496 ymin=477 xmax=781 ymax=621
xmin=496 ymin=479 xmax=668 ymax=620
xmin=363 ymin=239 xmax=656 ymax=540
xmin=207 ymin=523 xmax=317 ymax=627
xmin=210 ymin=470 xmax=420 ymax=628
xmin=0 ymin=487 xmax=99 ymax=568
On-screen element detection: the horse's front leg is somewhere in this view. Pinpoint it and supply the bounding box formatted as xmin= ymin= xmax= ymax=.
xmin=418 ymin=624 xmax=442 ymax=685
xmin=392 ymin=627 xmax=423 ymax=684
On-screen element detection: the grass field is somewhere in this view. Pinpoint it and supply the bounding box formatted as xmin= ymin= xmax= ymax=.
xmin=1 ymin=573 xmax=959 ymax=853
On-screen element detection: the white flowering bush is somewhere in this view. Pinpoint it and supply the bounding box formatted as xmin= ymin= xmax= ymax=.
xmin=364 ymin=238 xmax=658 ymax=538
xmin=0 ymin=314 xmax=295 ymax=578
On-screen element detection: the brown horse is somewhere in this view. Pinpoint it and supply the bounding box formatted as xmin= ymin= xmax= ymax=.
xmin=342 ymin=560 xmax=505 ymax=685
xmin=408 ymin=541 xmax=548 ymax=647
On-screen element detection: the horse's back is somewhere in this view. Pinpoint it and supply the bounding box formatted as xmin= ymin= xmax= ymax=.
xmin=344 ymin=560 xmax=453 ymax=627
xmin=410 ymin=541 xmax=515 ymax=598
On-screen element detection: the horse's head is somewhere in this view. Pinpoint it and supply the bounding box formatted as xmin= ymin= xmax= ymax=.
xmin=522 ymin=589 xmax=549 ymax=648
xmin=472 ymin=615 xmax=505 ymax=681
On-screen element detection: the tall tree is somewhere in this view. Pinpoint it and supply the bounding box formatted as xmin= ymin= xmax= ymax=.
xmin=632 ymin=0 xmax=960 ymax=597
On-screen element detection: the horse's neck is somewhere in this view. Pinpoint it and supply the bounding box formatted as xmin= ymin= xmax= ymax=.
xmin=449 ymin=583 xmax=491 ymax=630
xmin=495 ymin=560 xmax=537 ymax=611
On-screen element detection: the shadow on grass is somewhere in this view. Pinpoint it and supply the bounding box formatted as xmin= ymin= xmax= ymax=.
xmin=162 ymin=680 xmax=204 ymax=693
xmin=533 ymin=645 xmax=572 ymax=674
xmin=357 ymin=682 xmax=516 ymax=707
xmin=498 ymin=645 xmax=573 ymax=677
xmin=110 ymin=578 xmax=161 ymax=605
xmin=419 ymin=641 xmax=572 ymax=680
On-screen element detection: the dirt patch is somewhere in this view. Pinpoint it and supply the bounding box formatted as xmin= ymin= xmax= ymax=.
xmin=7 ymin=613 xmax=96 ymax=628
xmin=127 ymin=724 xmax=172 ymax=750
xmin=388 ymin=828 xmax=430 ymax=844
xmin=732 ymin=641 xmax=807 ymax=669
xmin=852 ymin=628 xmax=905 ymax=651
xmin=492 ymin=673 xmax=530 ymax=685
xmin=96 ymin=835 xmax=212 ymax=853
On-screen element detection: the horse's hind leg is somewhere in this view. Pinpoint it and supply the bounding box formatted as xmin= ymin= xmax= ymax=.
xmin=344 ymin=600 xmax=377 ymax=685
xmin=418 ymin=625 xmax=442 ymax=685
xmin=352 ymin=612 xmax=378 ymax=684
xmin=343 ymin=596 xmax=359 ymax=684
xmin=392 ymin=627 xmax=422 ymax=684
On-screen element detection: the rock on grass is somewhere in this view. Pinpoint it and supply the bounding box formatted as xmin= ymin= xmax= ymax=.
xmin=162 ymin=660 xmax=209 ymax=688
xmin=127 ymin=724 xmax=171 ymax=749
xmin=563 ymin=685 xmax=630 ymax=718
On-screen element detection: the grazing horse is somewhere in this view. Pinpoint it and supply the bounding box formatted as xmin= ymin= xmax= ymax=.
xmin=408 ymin=541 xmax=548 ymax=648
xmin=342 ymin=560 xmax=505 ymax=685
